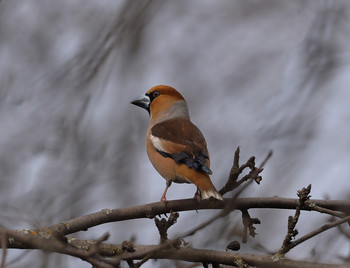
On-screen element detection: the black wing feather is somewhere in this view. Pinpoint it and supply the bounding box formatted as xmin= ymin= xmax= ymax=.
xmin=156 ymin=149 xmax=212 ymax=175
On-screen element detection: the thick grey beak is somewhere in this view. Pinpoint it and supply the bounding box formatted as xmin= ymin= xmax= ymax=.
xmin=130 ymin=94 xmax=150 ymax=111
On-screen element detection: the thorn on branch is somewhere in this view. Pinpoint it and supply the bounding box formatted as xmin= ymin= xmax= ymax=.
xmin=241 ymin=210 xmax=260 ymax=244
xmin=154 ymin=211 xmax=179 ymax=244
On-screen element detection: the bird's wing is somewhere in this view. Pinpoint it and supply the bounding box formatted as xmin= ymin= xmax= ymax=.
xmin=150 ymin=118 xmax=212 ymax=174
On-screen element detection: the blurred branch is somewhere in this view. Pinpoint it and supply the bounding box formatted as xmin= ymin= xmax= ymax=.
xmin=338 ymin=222 xmax=350 ymax=240
xmin=52 ymin=0 xmax=161 ymax=88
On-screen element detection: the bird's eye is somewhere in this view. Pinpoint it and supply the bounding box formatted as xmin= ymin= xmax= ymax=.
xmin=152 ymin=91 xmax=160 ymax=98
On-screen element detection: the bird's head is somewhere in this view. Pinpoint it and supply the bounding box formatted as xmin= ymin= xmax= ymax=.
xmin=131 ymin=85 xmax=190 ymax=124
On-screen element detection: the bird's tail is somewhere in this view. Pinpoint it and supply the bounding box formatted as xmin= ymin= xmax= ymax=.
xmin=197 ymin=177 xmax=223 ymax=200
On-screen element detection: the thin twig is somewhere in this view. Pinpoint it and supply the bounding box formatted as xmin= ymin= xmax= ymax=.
xmin=220 ymin=147 xmax=266 ymax=196
xmin=290 ymin=215 xmax=350 ymax=249
xmin=306 ymin=202 xmax=347 ymax=218
xmin=274 ymin=185 xmax=312 ymax=259
xmin=224 ymin=150 xmax=273 ymax=214
xmin=135 ymin=256 xmax=150 ymax=268
xmin=87 ymin=232 xmax=110 ymax=256
xmin=241 ymin=210 xmax=260 ymax=243
xmin=154 ymin=212 xmax=179 ymax=243
xmin=338 ymin=222 xmax=350 ymax=239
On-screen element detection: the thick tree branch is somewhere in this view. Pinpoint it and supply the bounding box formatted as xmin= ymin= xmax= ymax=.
xmin=141 ymin=246 xmax=350 ymax=268
xmin=5 ymin=236 xmax=349 ymax=268
xmin=2 ymin=195 xmax=350 ymax=267
xmin=4 ymin=197 xmax=349 ymax=267
xmin=4 ymin=229 xmax=113 ymax=268
xmin=69 ymin=242 xmax=350 ymax=268
xmin=3 ymin=197 xmax=347 ymax=240
xmin=111 ymin=202 xmax=231 ymax=266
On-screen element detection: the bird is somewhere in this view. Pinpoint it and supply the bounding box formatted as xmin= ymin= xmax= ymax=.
xmin=131 ymin=85 xmax=223 ymax=202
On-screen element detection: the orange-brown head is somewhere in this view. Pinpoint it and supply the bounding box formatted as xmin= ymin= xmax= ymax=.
xmin=131 ymin=85 xmax=190 ymax=125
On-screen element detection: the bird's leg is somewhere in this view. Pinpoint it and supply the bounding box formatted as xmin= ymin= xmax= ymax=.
xmin=161 ymin=180 xmax=172 ymax=202
xmin=194 ymin=187 xmax=201 ymax=202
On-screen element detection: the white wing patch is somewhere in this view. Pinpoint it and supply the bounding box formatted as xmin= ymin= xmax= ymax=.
xmin=201 ymin=189 xmax=223 ymax=200
xmin=150 ymin=134 xmax=168 ymax=153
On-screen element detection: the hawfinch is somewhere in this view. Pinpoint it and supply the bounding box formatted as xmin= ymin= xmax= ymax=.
xmin=131 ymin=85 xmax=223 ymax=201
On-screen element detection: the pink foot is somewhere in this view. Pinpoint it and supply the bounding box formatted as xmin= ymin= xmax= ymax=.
xmin=160 ymin=181 xmax=171 ymax=202
xmin=194 ymin=188 xmax=201 ymax=202
xmin=161 ymin=195 xmax=167 ymax=202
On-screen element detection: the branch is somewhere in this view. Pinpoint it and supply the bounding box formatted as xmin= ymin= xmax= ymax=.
xmin=154 ymin=212 xmax=179 ymax=243
xmin=241 ymin=210 xmax=260 ymax=243
xmin=4 ymin=229 xmax=114 ymax=268
xmin=275 ymin=185 xmax=312 ymax=258
xmin=2 ymin=197 xmax=347 ymax=241
xmin=5 ymin=234 xmax=349 ymax=268
xmin=0 ymin=227 xmax=6 ymax=268
xmin=274 ymin=185 xmax=350 ymax=261
xmin=143 ymin=246 xmax=350 ymax=268
xmin=108 ymin=196 xmax=349 ymax=266
xmin=290 ymin=215 xmax=350 ymax=250
xmin=308 ymin=203 xmax=348 ymax=218
xmin=112 ymin=203 xmax=229 ymax=266
xmin=2 ymin=195 xmax=350 ymax=267
xmin=67 ymin=242 xmax=350 ymax=268
xmin=219 ymin=147 xmax=271 ymax=196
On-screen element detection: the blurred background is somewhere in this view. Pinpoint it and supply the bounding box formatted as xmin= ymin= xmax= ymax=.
xmin=1 ymin=0 xmax=350 ymax=267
